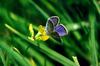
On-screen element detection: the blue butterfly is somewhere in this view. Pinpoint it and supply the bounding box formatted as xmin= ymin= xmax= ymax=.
xmin=45 ymin=16 xmax=68 ymax=38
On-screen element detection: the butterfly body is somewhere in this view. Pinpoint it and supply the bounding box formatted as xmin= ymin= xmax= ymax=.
xmin=45 ymin=16 xmax=68 ymax=37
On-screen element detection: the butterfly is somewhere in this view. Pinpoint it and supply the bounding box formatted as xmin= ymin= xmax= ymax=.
xmin=45 ymin=16 xmax=68 ymax=39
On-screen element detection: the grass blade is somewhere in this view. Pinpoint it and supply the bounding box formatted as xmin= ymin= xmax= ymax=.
xmin=89 ymin=6 xmax=98 ymax=66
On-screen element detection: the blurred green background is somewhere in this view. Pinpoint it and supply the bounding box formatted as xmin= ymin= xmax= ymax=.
xmin=0 ymin=0 xmax=100 ymax=66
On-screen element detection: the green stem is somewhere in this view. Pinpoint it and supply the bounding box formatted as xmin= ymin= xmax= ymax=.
xmin=89 ymin=6 xmax=98 ymax=66
xmin=0 ymin=49 xmax=6 ymax=66
xmin=72 ymin=56 xmax=80 ymax=66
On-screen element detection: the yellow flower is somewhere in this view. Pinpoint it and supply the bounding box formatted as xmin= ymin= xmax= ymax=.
xmin=28 ymin=24 xmax=49 ymax=41
xmin=35 ymin=25 xmax=49 ymax=41
xmin=28 ymin=24 xmax=34 ymax=41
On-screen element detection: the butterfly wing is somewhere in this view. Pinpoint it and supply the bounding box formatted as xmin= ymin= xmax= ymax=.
xmin=51 ymin=32 xmax=60 ymax=39
xmin=48 ymin=16 xmax=59 ymax=26
xmin=45 ymin=19 xmax=54 ymax=35
xmin=50 ymin=32 xmax=61 ymax=42
xmin=54 ymin=24 xmax=68 ymax=36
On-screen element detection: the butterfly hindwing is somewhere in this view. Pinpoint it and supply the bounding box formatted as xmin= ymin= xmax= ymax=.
xmin=50 ymin=32 xmax=61 ymax=42
xmin=54 ymin=24 xmax=68 ymax=36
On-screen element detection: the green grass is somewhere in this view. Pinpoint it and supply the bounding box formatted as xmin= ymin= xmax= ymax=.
xmin=0 ymin=0 xmax=100 ymax=66
xmin=89 ymin=6 xmax=98 ymax=66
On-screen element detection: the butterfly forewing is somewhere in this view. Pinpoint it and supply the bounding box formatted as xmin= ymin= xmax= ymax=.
xmin=45 ymin=20 xmax=54 ymax=35
xmin=49 ymin=16 xmax=59 ymax=26
xmin=54 ymin=24 xmax=68 ymax=36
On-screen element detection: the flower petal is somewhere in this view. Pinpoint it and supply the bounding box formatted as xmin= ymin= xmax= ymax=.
xmin=29 ymin=24 xmax=34 ymax=37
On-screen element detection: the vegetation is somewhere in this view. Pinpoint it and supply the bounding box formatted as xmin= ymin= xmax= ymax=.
xmin=0 ymin=0 xmax=100 ymax=66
